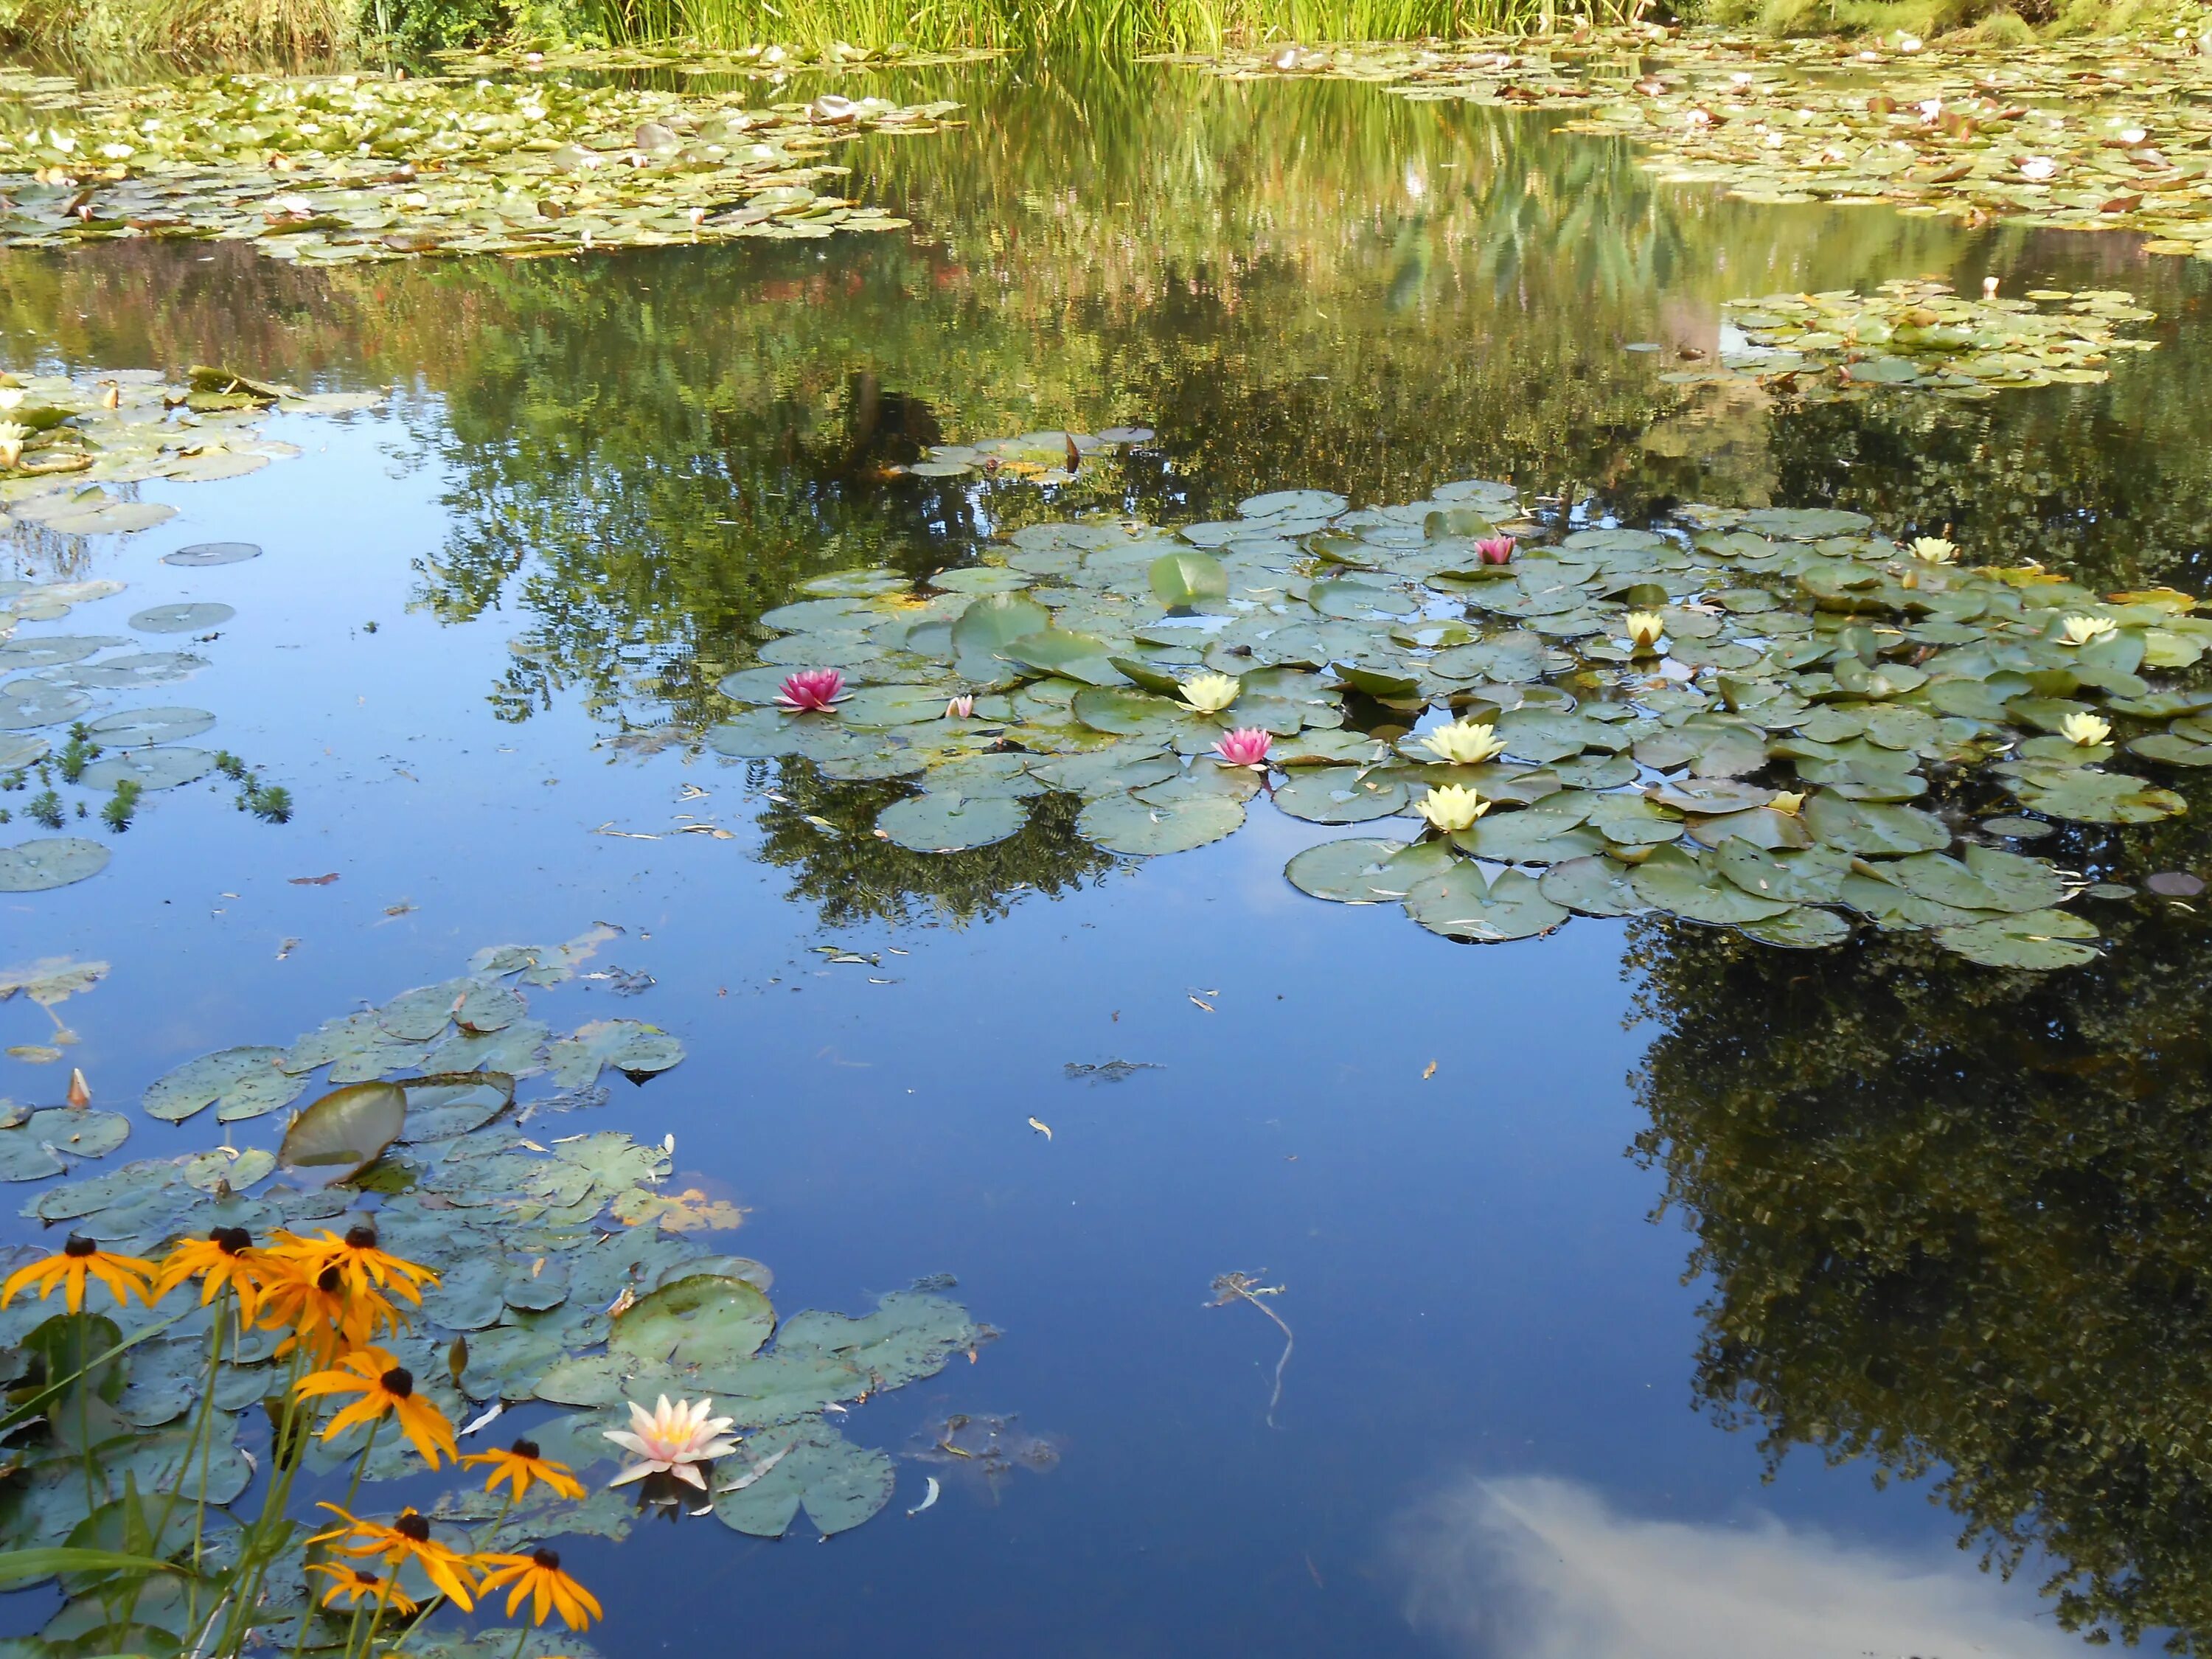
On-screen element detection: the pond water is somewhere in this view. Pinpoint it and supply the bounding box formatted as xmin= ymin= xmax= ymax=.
xmin=4 ymin=54 xmax=2212 ymax=1658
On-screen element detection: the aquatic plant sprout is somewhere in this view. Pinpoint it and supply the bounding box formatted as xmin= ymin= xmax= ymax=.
xmin=606 ymin=1394 xmax=741 ymax=1488
xmin=1212 ymin=727 xmax=1273 ymax=769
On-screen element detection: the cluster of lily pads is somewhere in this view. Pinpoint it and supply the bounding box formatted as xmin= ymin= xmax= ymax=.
xmin=440 ymin=41 xmax=1001 ymax=74
xmin=1178 ymin=27 xmax=2212 ymax=254
xmin=706 ymin=476 xmax=2212 ymax=969
xmin=0 ymin=935 xmax=981 ymax=1652
xmin=897 ymin=426 xmax=1158 ymax=485
xmin=1658 ymin=280 xmax=2156 ymax=403
xmin=0 ymin=69 xmax=959 ymax=264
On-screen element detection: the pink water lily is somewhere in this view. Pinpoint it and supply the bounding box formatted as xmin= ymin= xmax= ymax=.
xmin=945 ymin=694 xmax=974 ymax=720
xmin=1212 ymin=727 xmax=1273 ymax=770
xmin=776 ymin=668 xmax=846 ymax=713
xmin=1475 ymin=535 xmax=1515 ymax=566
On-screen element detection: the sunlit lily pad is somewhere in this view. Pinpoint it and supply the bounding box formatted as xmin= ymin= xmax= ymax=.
xmin=162 ymin=543 xmax=260 ymax=567
xmin=1077 ymin=793 xmax=1242 ymax=855
xmin=144 ymin=1046 xmax=305 ymax=1124
xmin=1283 ymin=837 xmax=1413 ymax=902
xmin=877 ymin=793 xmax=1027 ymax=852
xmin=83 ymin=708 xmax=215 ymax=747
xmin=127 ymin=603 xmax=234 ymax=634
xmin=0 ymin=1110 xmax=129 ymax=1181
xmin=1403 ymin=863 xmax=1568 ymax=942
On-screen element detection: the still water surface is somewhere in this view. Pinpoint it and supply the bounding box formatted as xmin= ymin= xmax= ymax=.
xmin=5 ymin=57 xmax=2212 ymax=1656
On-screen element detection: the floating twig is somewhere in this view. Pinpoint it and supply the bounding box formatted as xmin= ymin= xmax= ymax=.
xmin=1208 ymin=1270 xmax=1293 ymax=1427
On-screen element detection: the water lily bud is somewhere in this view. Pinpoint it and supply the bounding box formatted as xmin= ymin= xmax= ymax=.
xmin=1623 ymin=611 xmax=1667 ymax=652
xmin=0 ymin=421 xmax=28 ymax=469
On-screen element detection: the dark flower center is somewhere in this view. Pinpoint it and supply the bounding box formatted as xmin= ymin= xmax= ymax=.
xmin=380 ymin=1368 xmax=414 ymax=1398
xmin=344 ymin=1225 xmax=378 ymax=1250
xmin=510 ymin=1438 xmax=541 ymax=1460
xmin=394 ymin=1513 xmax=430 ymax=1543
xmin=212 ymin=1226 xmax=253 ymax=1255
xmin=532 ymin=1548 xmax=560 ymax=1571
xmin=63 ymin=1236 xmax=95 ymax=1259
xmin=317 ymin=1266 xmax=343 ymax=1293
xmin=352 ymin=1569 xmax=380 ymax=1587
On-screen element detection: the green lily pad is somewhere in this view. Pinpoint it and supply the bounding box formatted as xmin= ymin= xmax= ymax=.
xmin=1935 ymin=908 xmax=2101 ymax=970
xmin=1270 ymin=768 xmax=1411 ymax=824
xmin=1403 ymin=863 xmax=1569 ymax=942
xmin=547 ymin=1020 xmax=686 ymax=1088
xmin=877 ymin=793 xmax=1027 ymax=852
xmin=1630 ymin=844 xmax=1795 ymax=925
xmin=1076 ymin=793 xmax=1243 ymax=855
xmin=276 ymin=1081 xmax=406 ymax=1182
xmin=1737 ymin=907 xmax=1854 ymax=949
xmin=712 ymin=1420 xmax=894 ymax=1539
xmin=78 ymin=748 xmax=215 ymax=792
xmin=1150 ymin=551 xmax=1228 ymax=609
xmin=1283 ymin=837 xmax=1413 ymax=902
xmin=1538 ymin=854 xmax=1648 ymax=917
xmin=611 ymin=1273 xmax=776 ymax=1369
xmin=143 ymin=1047 xmax=303 ymax=1124
xmin=83 ymin=708 xmax=215 ymax=748
xmin=127 ymin=603 xmax=234 ymax=634
xmin=0 ymin=1110 xmax=129 ymax=1181
xmin=0 ymin=838 xmax=110 ymax=891
xmin=0 ymin=681 xmax=92 ymax=731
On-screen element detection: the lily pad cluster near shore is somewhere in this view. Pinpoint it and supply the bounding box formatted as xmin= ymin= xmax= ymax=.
xmin=0 ymin=940 xmax=978 ymax=1643
xmin=1666 ymin=280 xmax=2156 ymax=402
xmin=711 ymin=476 xmax=2212 ymax=968
xmin=0 ymin=69 xmax=958 ymax=264
xmin=1178 ymin=27 xmax=2212 ymax=254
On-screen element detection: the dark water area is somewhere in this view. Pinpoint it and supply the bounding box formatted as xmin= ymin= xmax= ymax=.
xmin=3 ymin=56 xmax=2212 ymax=1658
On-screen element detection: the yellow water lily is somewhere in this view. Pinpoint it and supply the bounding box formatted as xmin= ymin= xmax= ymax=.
xmin=1419 ymin=718 xmax=1508 ymax=765
xmin=0 ymin=422 xmax=29 ymax=470
xmin=2060 ymin=712 xmax=2112 ymax=747
xmin=1414 ymin=784 xmax=1489 ymax=833
xmin=1179 ymin=672 xmax=1241 ymax=714
xmin=1623 ymin=611 xmax=1666 ymax=652
xmin=1768 ymin=790 xmax=1807 ymax=816
xmin=1908 ymin=536 xmax=1958 ymax=564
xmin=2058 ymin=615 xmax=2118 ymax=647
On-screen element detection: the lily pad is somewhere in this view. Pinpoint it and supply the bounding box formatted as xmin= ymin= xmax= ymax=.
xmin=162 ymin=543 xmax=260 ymax=567
xmin=877 ymin=793 xmax=1027 ymax=852
xmin=1403 ymin=863 xmax=1568 ymax=942
xmin=127 ymin=604 xmax=234 ymax=635
xmin=144 ymin=1046 xmax=305 ymax=1124
xmin=1283 ymin=837 xmax=1413 ymax=902
xmin=1630 ymin=844 xmax=1794 ymax=925
xmin=83 ymin=709 xmax=215 ymax=748
xmin=0 ymin=1110 xmax=129 ymax=1181
xmin=1270 ymin=768 xmax=1411 ymax=824
xmin=78 ymin=748 xmax=214 ymax=792
xmin=1935 ymin=908 xmax=2101 ymax=970
xmin=0 ymin=838 xmax=110 ymax=891
xmin=0 ymin=682 xmax=91 ymax=731
xmin=276 ymin=1081 xmax=407 ymax=1183
xmin=1076 ymin=793 xmax=1243 ymax=855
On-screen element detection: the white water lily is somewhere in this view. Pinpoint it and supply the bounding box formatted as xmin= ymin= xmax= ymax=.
xmin=1623 ymin=611 xmax=1667 ymax=651
xmin=605 ymin=1394 xmax=739 ymax=1490
xmin=0 ymin=422 xmax=28 ymax=469
xmin=2058 ymin=614 xmax=2118 ymax=647
xmin=1179 ymin=672 xmax=1240 ymax=714
xmin=1414 ymin=784 xmax=1489 ymax=833
xmin=2061 ymin=712 xmax=2113 ymax=747
xmin=1908 ymin=535 xmax=1957 ymax=564
xmin=1420 ymin=717 xmax=1508 ymax=765
xmin=2018 ymin=156 xmax=2058 ymax=181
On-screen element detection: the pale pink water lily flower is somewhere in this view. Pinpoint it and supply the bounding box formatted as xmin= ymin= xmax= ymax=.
xmin=1212 ymin=728 xmax=1273 ymax=770
xmin=605 ymin=1395 xmax=740 ymax=1490
xmin=946 ymin=694 xmax=974 ymax=719
xmin=1474 ymin=535 xmax=1515 ymax=566
xmin=776 ymin=668 xmax=846 ymax=712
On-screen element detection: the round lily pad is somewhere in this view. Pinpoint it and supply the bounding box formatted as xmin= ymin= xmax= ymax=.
xmin=128 ymin=602 xmax=234 ymax=634
xmin=0 ymin=680 xmax=92 ymax=730
xmin=0 ymin=1109 xmax=130 ymax=1180
xmin=0 ymin=734 xmax=49 ymax=769
xmin=1980 ymin=815 xmax=2053 ymax=841
xmin=2146 ymin=872 xmax=2207 ymax=898
xmin=1270 ymin=768 xmax=1411 ymax=824
xmin=162 ymin=543 xmax=260 ymax=567
xmin=84 ymin=707 xmax=216 ymax=747
xmin=1738 ymin=907 xmax=1853 ymax=949
xmin=0 ymin=636 xmax=123 ymax=671
xmin=1934 ymin=909 xmax=2100 ymax=970
xmin=877 ymin=793 xmax=1026 ymax=852
xmin=144 ymin=1046 xmax=305 ymax=1124
xmin=1630 ymin=845 xmax=1794 ymax=925
xmin=1284 ymin=837 xmax=1413 ymax=902
xmin=1539 ymin=854 xmax=1647 ymax=917
xmin=1403 ymin=863 xmax=1568 ymax=942
xmin=0 ymin=837 xmax=110 ymax=891
xmin=278 ymin=1080 xmax=406 ymax=1182
xmin=179 ymin=1147 xmax=275 ymax=1193
xmin=80 ymin=747 xmax=215 ymax=791
xmin=51 ymin=652 xmax=206 ymax=690
xmin=1077 ymin=793 xmax=1244 ymax=855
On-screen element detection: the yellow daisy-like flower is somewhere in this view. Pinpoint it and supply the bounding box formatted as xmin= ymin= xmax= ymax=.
xmin=474 ymin=1548 xmax=602 ymax=1632
xmin=307 ymin=1562 xmax=419 ymax=1616
xmin=153 ymin=1226 xmax=276 ymax=1324
xmin=256 ymin=1261 xmax=394 ymax=1364
xmin=1178 ymin=672 xmax=1241 ymax=714
xmin=310 ymin=1506 xmax=477 ymax=1611
xmin=459 ymin=1437 xmax=586 ymax=1502
xmin=295 ymin=1346 xmax=458 ymax=1468
xmin=1 ymin=1236 xmax=153 ymax=1314
xmin=1419 ymin=718 xmax=1508 ymax=766
xmin=274 ymin=1225 xmax=438 ymax=1307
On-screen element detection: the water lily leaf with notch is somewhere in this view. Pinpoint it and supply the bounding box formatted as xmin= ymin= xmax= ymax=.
xmin=1284 ymin=837 xmax=1413 ymax=902
xmin=1270 ymin=767 xmax=1411 ymax=824
xmin=1454 ymin=801 xmax=1602 ymax=864
xmin=1738 ymin=907 xmax=1854 ymax=949
xmin=1647 ymin=777 xmax=1775 ymax=815
xmin=277 ymin=1082 xmax=406 ymax=1183
xmin=2003 ymin=764 xmax=2186 ymax=824
xmin=611 ymin=1274 xmax=775 ymax=1370
xmin=1024 ymin=745 xmax=1179 ymax=797
xmin=877 ymin=793 xmax=1028 ymax=852
xmin=282 ymin=1012 xmax=425 ymax=1084
xmin=1332 ymin=662 xmax=1421 ymax=699
xmin=378 ymin=980 xmax=473 ymax=1042
xmin=1630 ymin=844 xmax=1795 ymax=925
xmin=1714 ymin=841 xmax=1853 ymax=905
xmin=422 ymin=1019 xmax=552 ymax=1079
xmin=1935 ymin=908 xmax=2101 ymax=970
xmin=0 ymin=1110 xmax=128 ymax=1182
xmin=395 ymin=1081 xmax=509 ymax=1143
xmin=178 ymin=1147 xmax=274 ymax=1193
xmin=1001 ymin=630 xmax=1124 ymax=686
xmin=1686 ymin=806 xmax=1813 ymax=850
xmin=1403 ymin=863 xmax=1568 ymax=942
xmin=712 ymin=1419 xmax=894 ymax=1540
xmin=1588 ymin=792 xmax=1685 ymax=846
xmin=1077 ymin=793 xmax=1243 ymax=855
xmin=949 ymin=593 xmax=1051 ymax=669
xmin=1071 ymin=686 xmax=1186 ymax=735
xmin=546 ymin=1020 xmax=686 ymax=1090
xmin=1540 ymin=854 xmax=1649 ymax=917
xmin=706 ymin=709 xmax=860 ymax=763
xmin=143 ymin=1047 xmax=302 ymax=1124
xmin=1802 ymin=793 xmax=1951 ymax=856
xmin=0 ymin=838 xmax=110 ymax=892
xmin=1893 ymin=846 xmax=2068 ymax=914
xmin=1149 ymin=552 xmax=1228 ymax=610
xmin=834 ymin=685 xmax=953 ymax=726
xmin=1498 ymin=712 xmax=1621 ymax=765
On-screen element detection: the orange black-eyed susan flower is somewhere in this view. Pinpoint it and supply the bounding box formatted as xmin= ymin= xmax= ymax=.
xmin=274 ymin=1225 xmax=437 ymax=1307
xmin=295 ymin=1346 xmax=457 ymax=1467
xmin=310 ymin=1506 xmax=476 ymax=1610
xmin=306 ymin=1562 xmax=419 ymax=1616
xmin=459 ymin=1438 xmax=585 ymax=1502
xmin=474 ymin=1548 xmax=602 ymax=1631
xmin=1 ymin=1236 xmax=153 ymax=1314
xmin=256 ymin=1260 xmax=400 ymax=1363
xmin=153 ymin=1226 xmax=275 ymax=1323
